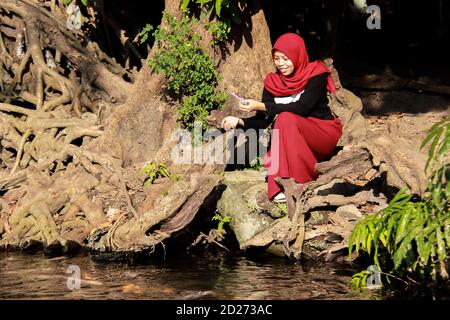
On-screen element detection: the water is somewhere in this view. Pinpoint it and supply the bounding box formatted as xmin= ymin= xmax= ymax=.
xmin=0 ymin=251 xmax=381 ymax=300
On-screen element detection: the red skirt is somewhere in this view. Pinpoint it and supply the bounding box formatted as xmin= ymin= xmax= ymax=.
xmin=263 ymin=112 xmax=343 ymax=199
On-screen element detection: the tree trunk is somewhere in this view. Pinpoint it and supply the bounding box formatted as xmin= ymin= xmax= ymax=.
xmin=0 ymin=0 xmax=277 ymax=254
xmin=217 ymin=0 xmax=273 ymax=100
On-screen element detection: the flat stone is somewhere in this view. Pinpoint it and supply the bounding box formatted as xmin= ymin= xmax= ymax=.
xmin=306 ymin=210 xmax=331 ymax=225
xmin=223 ymin=170 xmax=266 ymax=183
xmin=217 ymin=180 xmax=273 ymax=245
xmin=336 ymin=205 xmax=362 ymax=221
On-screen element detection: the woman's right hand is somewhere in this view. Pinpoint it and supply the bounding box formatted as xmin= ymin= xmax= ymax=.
xmin=221 ymin=116 xmax=243 ymax=131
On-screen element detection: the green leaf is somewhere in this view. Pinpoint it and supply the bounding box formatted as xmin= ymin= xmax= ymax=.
xmin=421 ymin=117 xmax=448 ymax=150
xmin=436 ymin=228 xmax=446 ymax=261
xmin=443 ymin=222 xmax=450 ymax=248
xmin=223 ymin=216 xmax=232 ymax=223
xmin=63 ymin=0 xmax=72 ymax=6
xmin=422 ymin=242 xmax=432 ymax=266
xmin=431 ymin=186 xmax=443 ymax=209
xmin=215 ymin=0 xmax=223 ymax=16
xmin=394 ymin=211 xmax=411 ymax=245
xmin=385 ymin=214 xmax=398 ymax=252
xmin=379 ymin=231 xmax=387 ymax=247
xmin=366 ymin=233 xmax=372 ymax=255
xmin=361 ymin=225 xmax=367 ymax=251
xmin=373 ymin=245 xmax=381 ymax=267
xmin=426 ymin=128 xmax=443 ymax=169
xmin=393 ymin=240 xmax=409 ymax=270
xmin=80 ymin=0 xmax=89 ymax=6
xmin=416 ymin=232 xmax=426 ymax=263
xmin=393 ymin=225 xmax=419 ymax=270
xmin=181 ymin=0 xmax=191 ymax=12
xmin=355 ymin=226 xmax=362 ymax=253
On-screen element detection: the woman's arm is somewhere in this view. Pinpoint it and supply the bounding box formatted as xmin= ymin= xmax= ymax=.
xmin=264 ymin=73 xmax=328 ymax=117
xmin=239 ymin=88 xmax=276 ymax=129
xmin=241 ymin=111 xmax=274 ymax=130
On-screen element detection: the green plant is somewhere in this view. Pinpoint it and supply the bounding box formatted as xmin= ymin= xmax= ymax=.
xmin=349 ymin=118 xmax=450 ymax=287
xmin=205 ymin=19 xmax=230 ymax=47
xmin=139 ymin=162 xmax=176 ymax=187
xmin=351 ymin=268 xmax=380 ymax=289
xmin=212 ymin=213 xmax=232 ymax=237
xmin=351 ymin=267 xmax=406 ymax=289
xmin=249 ymin=156 xmax=264 ymax=171
xmin=275 ymin=202 xmax=288 ymax=217
xmin=138 ymin=23 xmax=154 ymax=45
xmin=181 ymin=0 xmax=242 ymax=47
xmin=148 ymin=13 xmax=226 ymax=129
xmin=421 ymin=117 xmax=450 ymax=212
xmin=181 ymin=0 xmax=241 ymax=24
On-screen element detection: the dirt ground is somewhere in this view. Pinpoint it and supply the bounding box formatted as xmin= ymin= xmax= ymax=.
xmin=359 ymin=90 xmax=450 ymax=148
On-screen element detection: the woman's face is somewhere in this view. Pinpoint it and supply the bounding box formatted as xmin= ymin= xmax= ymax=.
xmin=273 ymin=50 xmax=294 ymax=76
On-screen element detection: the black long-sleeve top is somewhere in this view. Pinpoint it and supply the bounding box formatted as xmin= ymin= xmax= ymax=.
xmin=242 ymin=73 xmax=334 ymax=130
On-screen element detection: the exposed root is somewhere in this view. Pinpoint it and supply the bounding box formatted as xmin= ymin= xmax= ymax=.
xmin=8 ymin=128 xmax=30 ymax=178
xmin=0 ymin=0 xmax=138 ymax=252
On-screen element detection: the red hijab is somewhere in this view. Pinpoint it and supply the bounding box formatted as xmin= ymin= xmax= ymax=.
xmin=263 ymin=33 xmax=336 ymax=97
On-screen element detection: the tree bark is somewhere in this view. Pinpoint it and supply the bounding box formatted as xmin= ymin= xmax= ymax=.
xmin=0 ymin=0 xmax=278 ymax=254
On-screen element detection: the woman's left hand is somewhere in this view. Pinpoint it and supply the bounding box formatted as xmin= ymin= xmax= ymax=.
xmin=239 ymin=99 xmax=266 ymax=112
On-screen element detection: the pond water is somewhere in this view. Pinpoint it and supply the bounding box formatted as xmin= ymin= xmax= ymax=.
xmin=0 ymin=251 xmax=382 ymax=300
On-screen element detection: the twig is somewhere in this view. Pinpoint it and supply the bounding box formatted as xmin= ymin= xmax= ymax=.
xmin=36 ymin=68 xmax=44 ymax=110
xmin=8 ymin=128 xmax=31 ymax=179
xmin=0 ymin=102 xmax=34 ymax=116
xmin=112 ymin=158 xmax=138 ymax=220
xmin=0 ymin=31 xmax=13 ymax=62
xmin=199 ymin=231 xmax=229 ymax=251
xmin=10 ymin=50 xmax=31 ymax=90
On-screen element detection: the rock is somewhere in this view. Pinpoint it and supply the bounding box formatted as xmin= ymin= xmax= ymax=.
xmin=329 ymin=88 xmax=368 ymax=147
xmin=265 ymin=242 xmax=286 ymax=258
xmin=365 ymin=132 xmax=428 ymax=196
xmin=216 ymin=171 xmax=274 ymax=246
xmin=306 ymin=210 xmax=331 ymax=225
xmin=335 ymin=205 xmax=362 ymax=221
xmin=223 ymin=170 xmax=266 ymax=183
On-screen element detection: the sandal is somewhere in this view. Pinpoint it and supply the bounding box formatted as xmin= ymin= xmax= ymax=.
xmin=273 ymin=192 xmax=286 ymax=203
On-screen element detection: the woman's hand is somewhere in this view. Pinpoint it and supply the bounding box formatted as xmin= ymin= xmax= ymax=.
xmin=239 ymin=99 xmax=266 ymax=112
xmin=221 ymin=116 xmax=243 ymax=131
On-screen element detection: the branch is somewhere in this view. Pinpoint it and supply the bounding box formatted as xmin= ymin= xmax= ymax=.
xmin=0 ymin=102 xmax=35 ymax=116
xmin=8 ymin=128 xmax=31 ymax=178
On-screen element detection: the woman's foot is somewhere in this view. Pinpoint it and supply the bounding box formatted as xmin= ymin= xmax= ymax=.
xmin=273 ymin=192 xmax=286 ymax=203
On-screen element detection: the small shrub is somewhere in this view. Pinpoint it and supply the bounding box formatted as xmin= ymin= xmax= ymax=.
xmin=139 ymin=162 xmax=176 ymax=187
xmin=212 ymin=213 xmax=232 ymax=237
xmin=149 ymin=13 xmax=226 ymax=129
xmin=138 ymin=23 xmax=154 ymax=44
xmin=349 ymin=117 xmax=450 ymax=287
xmin=249 ymin=156 xmax=264 ymax=171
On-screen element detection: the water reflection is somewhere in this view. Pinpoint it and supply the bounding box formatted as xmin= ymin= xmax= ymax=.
xmin=0 ymin=251 xmax=380 ymax=300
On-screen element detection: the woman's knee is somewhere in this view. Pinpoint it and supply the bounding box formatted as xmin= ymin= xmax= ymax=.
xmin=275 ymin=112 xmax=300 ymax=126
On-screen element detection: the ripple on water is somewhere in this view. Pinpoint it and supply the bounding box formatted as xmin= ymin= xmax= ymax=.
xmin=0 ymin=251 xmax=381 ymax=300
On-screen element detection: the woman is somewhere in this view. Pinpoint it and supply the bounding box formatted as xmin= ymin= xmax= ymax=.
xmin=222 ymin=33 xmax=343 ymax=202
